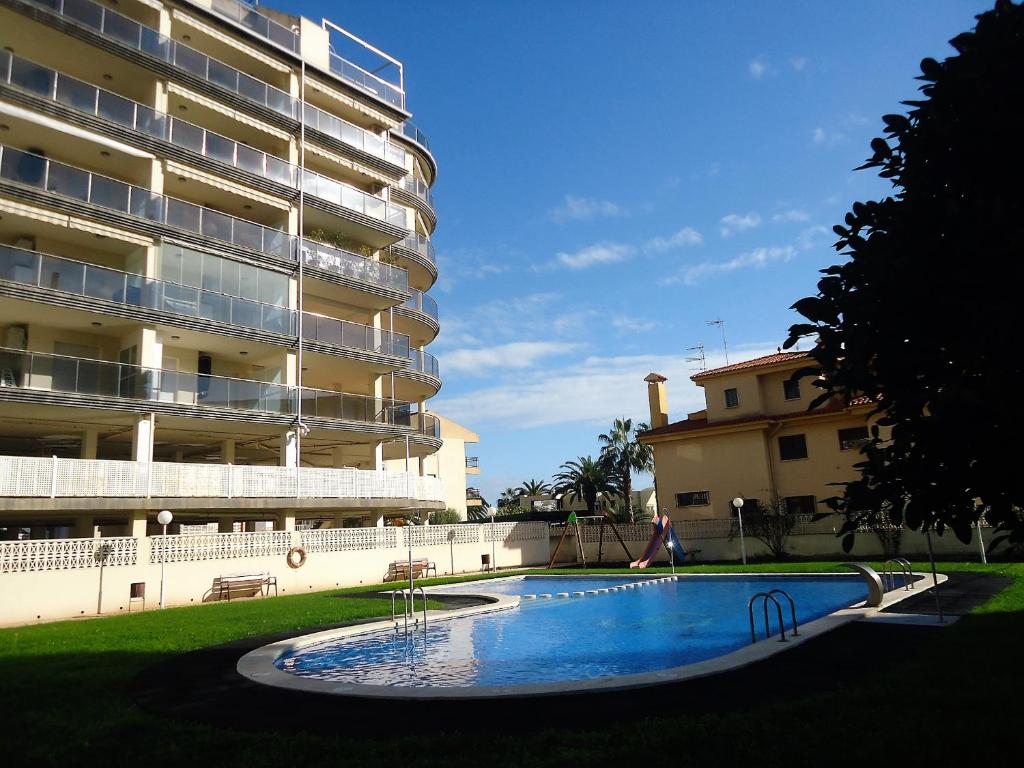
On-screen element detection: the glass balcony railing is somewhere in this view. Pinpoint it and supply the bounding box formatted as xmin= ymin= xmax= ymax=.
xmin=301 ymin=102 xmax=407 ymax=167
xmin=466 ymin=457 xmax=479 ymax=469
xmin=395 ymin=233 xmax=436 ymax=265
xmin=209 ymin=0 xmax=300 ymax=54
xmin=399 ymin=176 xmax=435 ymax=212
xmin=401 ymin=290 xmax=439 ymax=323
xmin=0 ymin=345 xmax=295 ymax=414
xmin=328 ymin=51 xmax=403 ymax=110
xmin=28 ymin=0 xmax=297 ymax=118
xmin=1 ymin=50 xmax=296 ymax=187
xmin=300 ymin=239 xmax=407 ymax=291
xmin=0 ymin=244 xmax=296 ymax=335
xmin=404 ymin=411 xmax=440 ymax=438
xmin=0 ymin=346 xmax=423 ymax=427
xmin=301 ymin=312 xmax=409 ymax=358
xmin=0 ymin=146 xmax=294 ymax=259
xmin=301 ymin=170 xmax=406 ymax=227
xmin=405 ymin=348 xmax=440 ymax=380
xmin=398 ymin=122 xmax=431 ymax=153
xmin=466 ymin=487 xmax=482 ymax=500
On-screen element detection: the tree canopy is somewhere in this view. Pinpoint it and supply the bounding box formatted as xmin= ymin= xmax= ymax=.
xmin=598 ymin=417 xmax=654 ymax=522
xmin=785 ymin=0 xmax=1024 ymax=548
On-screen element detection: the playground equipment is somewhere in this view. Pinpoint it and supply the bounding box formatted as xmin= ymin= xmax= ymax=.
xmin=630 ymin=513 xmax=685 ymax=568
xmin=547 ymin=510 xmax=636 ymax=568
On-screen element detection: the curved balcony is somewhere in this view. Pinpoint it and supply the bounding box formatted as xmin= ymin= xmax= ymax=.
xmin=0 ymin=244 xmax=295 ymax=335
xmin=406 ymin=349 xmax=440 ymax=379
xmin=1 ymin=50 xmax=297 ymax=187
xmin=401 ymin=290 xmax=439 ymax=322
xmin=392 ymin=348 xmax=440 ymax=400
xmin=301 ymin=312 xmax=409 ymax=359
xmin=0 ymin=145 xmax=294 ymax=260
xmin=301 ymin=170 xmax=407 ymax=228
xmin=300 ymin=240 xmax=408 ymax=292
xmin=393 ymin=176 xmax=436 ymax=233
xmin=393 ymin=289 xmax=439 ymax=345
xmin=0 ymin=346 xmax=425 ymax=432
xmin=394 ymin=122 xmax=436 ymax=184
xmin=390 ymin=232 xmax=437 ymax=289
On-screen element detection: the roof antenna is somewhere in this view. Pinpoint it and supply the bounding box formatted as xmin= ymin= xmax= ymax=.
xmin=685 ymin=343 xmax=707 ymax=372
xmin=706 ymin=318 xmax=729 ymax=365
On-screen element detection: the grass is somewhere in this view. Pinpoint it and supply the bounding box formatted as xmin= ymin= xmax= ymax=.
xmin=0 ymin=561 xmax=1020 ymax=767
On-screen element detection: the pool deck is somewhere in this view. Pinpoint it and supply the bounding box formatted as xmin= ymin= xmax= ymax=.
xmin=131 ymin=571 xmax=1009 ymax=733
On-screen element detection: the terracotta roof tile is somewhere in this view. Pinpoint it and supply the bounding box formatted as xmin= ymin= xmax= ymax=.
xmin=691 ymin=350 xmax=812 ymax=381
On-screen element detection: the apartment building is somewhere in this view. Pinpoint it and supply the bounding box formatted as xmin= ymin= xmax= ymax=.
xmin=0 ymin=0 xmax=445 ymax=537
xmin=639 ymin=352 xmax=873 ymax=520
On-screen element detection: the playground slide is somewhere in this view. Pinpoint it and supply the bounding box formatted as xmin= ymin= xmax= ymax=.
xmin=629 ymin=515 xmax=667 ymax=568
xmin=665 ymin=524 xmax=685 ymax=563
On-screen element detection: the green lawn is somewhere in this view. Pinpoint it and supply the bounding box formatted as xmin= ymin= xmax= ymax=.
xmin=0 ymin=561 xmax=1020 ymax=767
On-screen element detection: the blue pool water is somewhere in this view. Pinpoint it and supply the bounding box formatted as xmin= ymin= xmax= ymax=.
xmin=275 ymin=575 xmax=869 ymax=688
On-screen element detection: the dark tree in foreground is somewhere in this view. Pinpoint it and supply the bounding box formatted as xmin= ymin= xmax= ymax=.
xmin=785 ymin=0 xmax=1024 ymax=549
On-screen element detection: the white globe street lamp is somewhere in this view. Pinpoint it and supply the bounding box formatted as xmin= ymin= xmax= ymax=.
xmin=732 ymin=497 xmax=748 ymax=565
xmin=488 ymin=506 xmax=497 ymax=573
xmin=157 ymin=509 xmax=173 ymax=608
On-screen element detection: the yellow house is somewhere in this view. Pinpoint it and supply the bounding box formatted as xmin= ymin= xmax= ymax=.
xmin=639 ymin=352 xmax=873 ymax=521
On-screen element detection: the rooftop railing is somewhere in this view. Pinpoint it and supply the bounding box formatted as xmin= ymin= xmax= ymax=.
xmin=401 ymin=289 xmax=439 ymax=322
xmin=0 ymin=145 xmax=293 ymax=259
xmin=301 ymin=311 xmax=410 ymax=358
xmin=208 ymin=0 xmax=300 ymax=54
xmin=301 ymin=169 xmax=407 ymax=228
xmin=405 ymin=348 xmax=440 ymax=379
xmin=300 ymin=239 xmax=408 ymax=291
xmin=1 ymin=50 xmax=296 ymax=187
xmin=395 ymin=232 xmax=436 ymax=265
xmin=328 ymin=51 xmax=403 ymax=110
xmin=0 ymin=244 xmax=295 ymax=335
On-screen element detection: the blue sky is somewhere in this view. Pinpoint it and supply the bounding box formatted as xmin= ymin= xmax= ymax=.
xmin=294 ymin=0 xmax=990 ymax=503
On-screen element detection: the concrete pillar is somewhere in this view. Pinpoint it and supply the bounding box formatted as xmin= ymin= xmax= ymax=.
xmin=128 ymin=510 xmax=147 ymax=538
xmin=173 ymin=450 xmax=184 ymax=462
xmin=370 ymin=440 xmax=384 ymax=472
xmin=280 ymin=428 xmax=298 ymax=467
xmin=645 ymin=373 xmax=669 ymax=429
xmin=131 ymin=414 xmax=155 ymax=463
xmin=217 ymin=518 xmax=235 ymax=533
xmin=418 ymin=456 xmax=425 ymax=477
xmin=80 ymin=429 xmax=98 ymax=460
xmin=74 ymin=515 xmax=96 ymax=539
xmin=275 ymin=510 xmax=296 ymax=531
xmin=331 ymin=513 xmax=346 ymax=529
xmin=219 ymin=439 xmax=236 ymax=464
xmin=332 ymin=445 xmax=347 ymax=468
xmin=373 ymin=512 xmax=385 ymax=528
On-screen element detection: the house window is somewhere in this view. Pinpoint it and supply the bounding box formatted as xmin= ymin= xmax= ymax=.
xmin=784 ymin=496 xmax=816 ymax=515
xmin=724 ymin=388 xmax=739 ymax=408
xmin=731 ymin=498 xmax=760 ymax=517
xmin=783 ymin=378 xmax=801 ymax=400
xmin=778 ymin=434 xmax=808 ymax=461
xmin=838 ymin=426 xmax=870 ymax=450
xmin=676 ymin=491 xmax=710 ymax=507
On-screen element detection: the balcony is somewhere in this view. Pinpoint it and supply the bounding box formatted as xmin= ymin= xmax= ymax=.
xmin=466 ymin=487 xmax=483 ymax=506
xmin=400 ymin=290 xmax=439 ymax=322
xmin=0 ymin=146 xmax=294 ymax=259
xmin=300 ymin=239 xmax=408 ymax=292
xmin=328 ymin=51 xmax=404 ymax=111
xmin=395 ymin=122 xmax=436 ymax=181
xmin=301 ymin=102 xmax=407 ymax=168
xmin=301 ymin=169 xmax=406 ymax=228
xmin=395 ymin=232 xmax=436 ymax=265
xmin=301 ymin=312 xmax=409 ymax=358
xmin=405 ymin=349 xmax=440 ymax=379
xmin=207 ymin=0 xmax=300 ymax=55
xmin=0 ymin=244 xmax=295 ymax=335
xmin=1 ymin=50 xmax=297 ymax=187
xmin=466 ymin=457 xmax=479 ymax=469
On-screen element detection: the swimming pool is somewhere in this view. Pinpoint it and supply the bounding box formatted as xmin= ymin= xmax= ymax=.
xmin=257 ymin=574 xmax=876 ymax=693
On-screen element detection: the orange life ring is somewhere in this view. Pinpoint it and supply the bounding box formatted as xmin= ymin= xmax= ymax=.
xmin=286 ymin=546 xmax=307 ymax=569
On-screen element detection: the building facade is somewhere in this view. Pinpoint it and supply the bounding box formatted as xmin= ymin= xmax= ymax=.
xmin=639 ymin=352 xmax=873 ymax=521
xmin=0 ymin=0 xmax=445 ymax=537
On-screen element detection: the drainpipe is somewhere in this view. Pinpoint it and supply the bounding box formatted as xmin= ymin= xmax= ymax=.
xmin=765 ymin=420 xmax=782 ymax=502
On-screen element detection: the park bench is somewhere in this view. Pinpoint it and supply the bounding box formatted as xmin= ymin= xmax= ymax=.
xmin=212 ymin=572 xmax=277 ymax=601
xmin=384 ymin=557 xmax=436 ymax=582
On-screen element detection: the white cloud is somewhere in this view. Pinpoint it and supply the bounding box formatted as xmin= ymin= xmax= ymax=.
xmin=790 ymin=56 xmax=807 ymax=71
xmin=812 ymin=127 xmax=827 ymax=145
xmin=548 ymin=195 xmax=624 ymax=223
xmin=666 ymin=245 xmax=797 ymax=286
xmin=796 ymin=224 xmax=830 ymax=251
xmin=431 ymin=346 xmax=779 ymax=430
xmin=612 ymin=315 xmax=656 ymax=334
xmin=719 ymin=212 xmax=762 ymax=237
xmin=772 ymin=209 xmax=811 ymax=223
xmin=749 ymin=58 xmax=769 ymax=79
xmin=555 ymin=242 xmax=635 ymax=270
xmin=644 ymin=226 xmax=703 ymax=253
xmin=440 ymin=341 xmax=582 ymax=376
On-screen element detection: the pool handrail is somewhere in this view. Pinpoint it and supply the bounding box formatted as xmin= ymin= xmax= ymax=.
xmin=882 ymin=558 xmax=914 ymax=591
xmin=842 ymin=562 xmax=885 ymax=607
xmin=748 ymin=592 xmax=788 ymax=644
xmin=766 ymin=588 xmax=800 ymax=637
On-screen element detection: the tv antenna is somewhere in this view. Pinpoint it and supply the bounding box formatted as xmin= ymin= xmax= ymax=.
xmin=706 ymin=318 xmax=729 ymax=364
xmin=685 ymin=343 xmax=707 ymax=372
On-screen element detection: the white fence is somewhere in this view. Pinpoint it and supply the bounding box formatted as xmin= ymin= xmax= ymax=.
xmin=0 ymin=456 xmax=443 ymax=502
xmin=150 ymin=532 xmax=293 ymax=563
xmin=0 ymin=537 xmax=138 ymax=573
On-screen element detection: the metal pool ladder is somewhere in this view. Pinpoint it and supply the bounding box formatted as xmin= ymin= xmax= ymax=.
xmin=390 ymin=586 xmax=428 ymax=632
xmin=882 ymin=558 xmax=914 ymax=591
xmin=748 ymin=589 xmax=799 ymax=644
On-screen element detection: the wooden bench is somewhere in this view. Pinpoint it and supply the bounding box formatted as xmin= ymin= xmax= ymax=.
xmin=384 ymin=558 xmax=436 ymax=582
xmin=212 ymin=572 xmax=277 ymax=601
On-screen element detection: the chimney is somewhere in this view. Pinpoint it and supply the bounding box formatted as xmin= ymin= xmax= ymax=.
xmin=644 ymin=373 xmax=668 ymax=428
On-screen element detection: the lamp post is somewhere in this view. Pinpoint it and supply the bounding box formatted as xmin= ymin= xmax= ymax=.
xmin=157 ymin=509 xmax=173 ymax=608
xmin=447 ymin=528 xmax=456 ymax=575
xmin=732 ymin=497 xmax=747 ymax=565
xmin=666 ymin=540 xmax=676 ymax=575
xmin=488 ymin=505 xmax=497 ymax=573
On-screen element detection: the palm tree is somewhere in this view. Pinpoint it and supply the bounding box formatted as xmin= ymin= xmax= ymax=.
xmin=552 ymin=455 xmax=621 ymax=515
xmin=518 ymin=478 xmax=552 ymax=497
xmin=598 ymin=417 xmax=655 ymax=522
xmin=497 ymin=486 xmax=520 ymax=513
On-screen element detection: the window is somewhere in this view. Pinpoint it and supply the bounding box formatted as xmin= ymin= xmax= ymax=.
xmin=724 ymin=388 xmax=739 ymax=408
xmin=784 ymin=496 xmax=816 ymax=515
xmin=838 ymin=426 xmax=870 ymax=450
xmin=676 ymin=491 xmax=710 ymax=507
xmin=778 ymin=434 xmax=808 ymax=461
xmin=783 ymin=378 xmax=801 ymax=400
xmin=731 ymin=498 xmax=759 ymax=517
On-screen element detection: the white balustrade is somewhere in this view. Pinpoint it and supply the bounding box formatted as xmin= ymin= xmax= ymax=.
xmin=405 ymin=524 xmax=481 ymax=547
xmin=1 ymin=537 xmax=138 ymax=573
xmin=300 ymin=527 xmax=398 ymax=553
xmin=483 ymin=521 xmax=549 ymax=543
xmin=149 ymin=531 xmax=291 ymax=563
